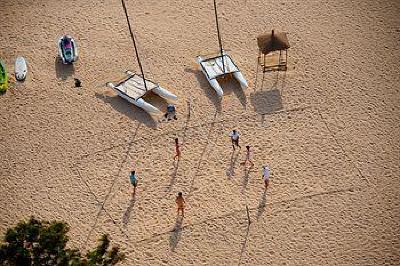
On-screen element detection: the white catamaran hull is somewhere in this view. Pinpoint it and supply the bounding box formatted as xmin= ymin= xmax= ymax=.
xmin=107 ymin=83 xmax=162 ymax=115
xmin=232 ymin=71 xmax=248 ymax=89
xmin=152 ymin=86 xmax=178 ymax=101
xmin=197 ymin=56 xmax=224 ymax=97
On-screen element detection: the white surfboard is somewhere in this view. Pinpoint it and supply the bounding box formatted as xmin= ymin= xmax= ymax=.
xmin=15 ymin=57 xmax=27 ymax=81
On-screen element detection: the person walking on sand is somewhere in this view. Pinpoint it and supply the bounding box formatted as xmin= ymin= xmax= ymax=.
xmin=241 ymin=145 xmax=254 ymax=167
xmin=129 ymin=170 xmax=138 ymax=194
xmin=174 ymin=138 xmax=181 ymax=161
xmin=262 ymin=165 xmax=270 ymax=189
xmin=229 ymin=129 xmax=241 ymax=150
xmin=176 ymin=192 xmax=185 ymax=217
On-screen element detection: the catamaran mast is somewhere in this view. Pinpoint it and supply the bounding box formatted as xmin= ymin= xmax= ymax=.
xmin=213 ymin=0 xmax=225 ymax=73
xmin=121 ymin=0 xmax=148 ymax=91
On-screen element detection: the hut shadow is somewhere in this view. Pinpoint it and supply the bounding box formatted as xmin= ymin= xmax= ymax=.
xmin=169 ymin=215 xmax=183 ymax=251
xmin=55 ymin=57 xmax=74 ymax=80
xmin=250 ymin=89 xmax=283 ymax=116
xmin=256 ymin=190 xmax=268 ymax=220
xmin=122 ymin=193 xmax=136 ymax=227
xmin=184 ymin=67 xmax=222 ymax=113
xmin=226 ymin=150 xmax=240 ymax=178
xmin=240 ymin=165 xmax=253 ymax=193
xmin=95 ymin=92 xmax=158 ymax=129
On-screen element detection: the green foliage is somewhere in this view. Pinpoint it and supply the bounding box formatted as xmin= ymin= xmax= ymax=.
xmin=0 ymin=217 xmax=124 ymax=266
xmin=85 ymin=234 xmax=125 ymax=265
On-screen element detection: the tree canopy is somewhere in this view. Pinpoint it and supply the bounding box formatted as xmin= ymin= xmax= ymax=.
xmin=0 ymin=217 xmax=125 ymax=265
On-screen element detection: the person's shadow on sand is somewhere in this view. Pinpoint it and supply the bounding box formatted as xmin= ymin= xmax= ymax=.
xmin=55 ymin=57 xmax=74 ymax=80
xmin=250 ymin=89 xmax=283 ymax=116
xmin=169 ymin=215 xmax=183 ymax=251
xmin=256 ymin=190 xmax=268 ymax=220
xmin=122 ymin=193 xmax=136 ymax=227
xmin=240 ymin=165 xmax=253 ymax=193
xmin=226 ymin=149 xmax=240 ymax=177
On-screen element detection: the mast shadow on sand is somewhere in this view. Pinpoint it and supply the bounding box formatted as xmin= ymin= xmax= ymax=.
xmin=226 ymin=149 xmax=240 ymax=178
xmin=240 ymin=165 xmax=253 ymax=193
xmin=185 ymin=67 xmax=247 ymax=110
xmin=167 ymin=159 xmax=180 ymax=192
xmin=256 ymin=189 xmax=268 ymax=220
xmin=184 ymin=67 xmax=222 ymax=113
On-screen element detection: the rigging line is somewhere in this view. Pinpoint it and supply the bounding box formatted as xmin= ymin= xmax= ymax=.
xmin=132 ymin=186 xmax=358 ymax=245
xmin=316 ymin=108 xmax=370 ymax=184
xmin=213 ymin=0 xmax=225 ymax=73
xmin=120 ymin=0 xmax=148 ymax=91
xmin=76 ymin=105 xmax=315 ymax=162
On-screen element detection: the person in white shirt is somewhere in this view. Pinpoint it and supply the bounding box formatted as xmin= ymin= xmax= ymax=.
xmin=262 ymin=165 xmax=270 ymax=189
xmin=229 ymin=129 xmax=241 ymax=150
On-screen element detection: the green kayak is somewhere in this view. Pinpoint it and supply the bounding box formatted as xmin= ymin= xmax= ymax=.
xmin=0 ymin=60 xmax=8 ymax=93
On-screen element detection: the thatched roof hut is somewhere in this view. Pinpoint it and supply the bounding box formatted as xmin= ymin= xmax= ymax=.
xmin=257 ymin=30 xmax=290 ymax=55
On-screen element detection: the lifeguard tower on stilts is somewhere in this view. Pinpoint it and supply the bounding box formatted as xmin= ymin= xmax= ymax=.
xmin=257 ymin=30 xmax=290 ymax=72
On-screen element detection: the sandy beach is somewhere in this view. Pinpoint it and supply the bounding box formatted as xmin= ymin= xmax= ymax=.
xmin=1 ymin=0 xmax=399 ymax=264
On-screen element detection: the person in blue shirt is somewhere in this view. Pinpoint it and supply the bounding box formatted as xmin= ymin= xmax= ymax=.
xmin=159 ymin=104 xmax=177 ymax=123
xmin=165 ymin=104 xmax=177 ymax=121
xmin=129 ymin=170 xmax=138 ymax=194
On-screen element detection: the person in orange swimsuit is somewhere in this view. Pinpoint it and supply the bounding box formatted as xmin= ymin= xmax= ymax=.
xmin=175 ymin=192 xmax=185 ymax=216
xmin=241 ymin=145 xmax=254 ymax=167
xmin=174 ymin=138 xmax=181 ymax=161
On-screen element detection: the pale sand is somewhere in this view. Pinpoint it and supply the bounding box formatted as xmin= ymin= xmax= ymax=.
xmin=1 ymin=0 xmax=399 ymax=265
